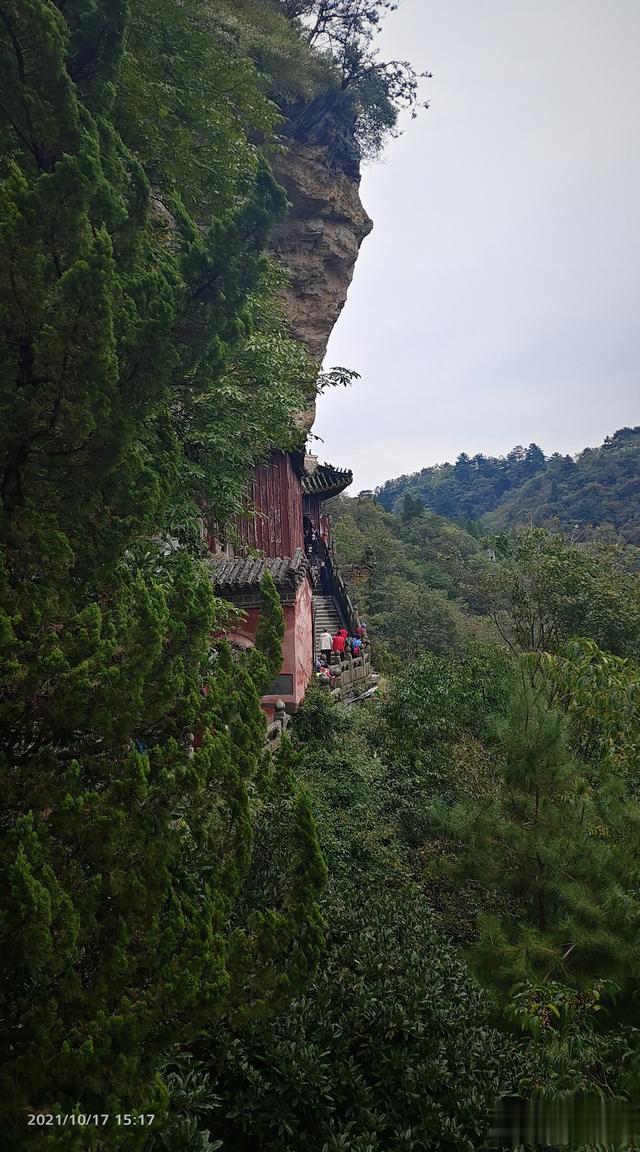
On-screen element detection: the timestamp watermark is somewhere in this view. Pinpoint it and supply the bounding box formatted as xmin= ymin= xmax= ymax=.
xmin=27 ymin=1113 xmax=156 ymax=1128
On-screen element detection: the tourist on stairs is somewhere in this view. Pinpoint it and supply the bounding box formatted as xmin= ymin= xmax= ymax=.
xmin=319 ymin=561 xmax=332 ymax=595
xmin=320 ymin=629 xmax=333 ymax=658
xmin=332 ymin=631 xmax=346 ymax=655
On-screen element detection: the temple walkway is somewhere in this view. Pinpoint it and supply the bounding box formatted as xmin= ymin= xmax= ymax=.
xmin=313 ymin=591 xmax=343 ymax=653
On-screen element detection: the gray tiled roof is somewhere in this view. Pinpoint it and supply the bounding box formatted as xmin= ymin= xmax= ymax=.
xmin=301 ymin=462 xmax=353 ymax=498
xmin=209 ymin=547 xmax=308 ymax=593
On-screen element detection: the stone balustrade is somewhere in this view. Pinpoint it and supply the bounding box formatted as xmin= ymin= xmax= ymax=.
xmin=265 ymin=699 xmax=292 ymax=750
xmin=265 ymin=648 xmax=374 ymax=751
xmin=316 ymin=646 xmax=372 ymax=699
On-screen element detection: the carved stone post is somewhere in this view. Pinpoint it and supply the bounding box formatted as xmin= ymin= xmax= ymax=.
xmin=275 ymin=699 xmax=286 ymax=734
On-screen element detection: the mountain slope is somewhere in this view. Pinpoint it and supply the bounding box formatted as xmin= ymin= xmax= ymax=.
xmin=375 ymin=427 xmax=640 ymax=542
xmin=485 ymin=427 xmax=640 ymax=541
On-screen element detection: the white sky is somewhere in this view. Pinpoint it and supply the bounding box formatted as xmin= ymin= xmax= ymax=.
xmin=312 ymin=0 xmax=640 ymax=490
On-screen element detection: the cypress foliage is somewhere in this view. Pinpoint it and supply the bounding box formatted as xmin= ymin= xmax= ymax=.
xmin=226 ymin=735 xmax=327 ymax=1022
xmin=251 ymin=569 xmax=287 ymax=692
xmin=0 ymin=0 xmax=324 ymax=1139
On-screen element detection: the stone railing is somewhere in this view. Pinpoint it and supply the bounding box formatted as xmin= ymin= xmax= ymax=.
xmin=317 ymin=646 xmax=373 ymax=700
xmin=331 ymin=560 xmax=360 ymax=635
xmin=265 ymin=699 xmax=292 ymax=751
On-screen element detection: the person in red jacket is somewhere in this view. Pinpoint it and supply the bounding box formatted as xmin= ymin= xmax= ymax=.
xmin=332 ymin=631 xmax=346 ymax=654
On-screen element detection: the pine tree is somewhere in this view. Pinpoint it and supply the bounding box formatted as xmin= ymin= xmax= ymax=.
xmin=437 ymin=678 xmax=640 ymax=997
xmin=523 ymin=442 xmax=547 ymax=479
xmin=454 ymin=451 xmax=472 ymax=482
xmin=401 ymin=491 xmax=422 ymax=522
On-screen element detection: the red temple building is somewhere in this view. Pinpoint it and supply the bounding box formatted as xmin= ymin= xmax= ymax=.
xmin=208 ymin=449 xmax=356 ymax=717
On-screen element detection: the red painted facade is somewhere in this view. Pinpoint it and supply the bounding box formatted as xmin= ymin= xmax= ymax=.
xmin=210 ymin=450 xmax=349 ymax=717
xmin=208 ymin=451 xmax=310 ymax=714
xmin=262 ymin=580 xmax=314 ymax=716
xmin=222 ymin=580 xmax=313 ymax=717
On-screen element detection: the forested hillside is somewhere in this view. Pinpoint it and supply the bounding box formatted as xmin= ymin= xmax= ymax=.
xmin=329 ymin=494 xmax=640 ymax=665
xmin=376 ymin=427 xmax=640 ymax=542
xmin=177 ymin=504 xmax=640 ymax=1147
xmin=0 ymin=0 xmax=333 ymax=1141
xmin=0 ymin=0 xmax=421 ymax=1145
xmin=2 ymin=1 xmax=640 ymax=1149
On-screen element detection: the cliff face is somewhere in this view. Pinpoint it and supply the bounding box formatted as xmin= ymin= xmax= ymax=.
xmin=271 ymin=98 xmax=373 ymax=431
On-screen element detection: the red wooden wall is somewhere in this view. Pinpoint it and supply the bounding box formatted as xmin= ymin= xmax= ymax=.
xmin=235 ymin=452 xmax=303 ymax=558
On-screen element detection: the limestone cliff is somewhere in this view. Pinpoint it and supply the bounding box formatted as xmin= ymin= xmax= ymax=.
xmin=270 ymin=94 xmax=373 ymax=431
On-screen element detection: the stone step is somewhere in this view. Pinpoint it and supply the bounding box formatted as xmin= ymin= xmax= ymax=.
xmin=313 ymin=592 xmax=345 ymax=654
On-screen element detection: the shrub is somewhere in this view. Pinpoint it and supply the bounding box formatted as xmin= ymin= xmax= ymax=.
xmin=196 ymin=886 xmax=522 ymax=1151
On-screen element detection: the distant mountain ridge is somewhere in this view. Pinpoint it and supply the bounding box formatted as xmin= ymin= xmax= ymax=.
xmin=374 ymin=427 xmax=640 ymax=543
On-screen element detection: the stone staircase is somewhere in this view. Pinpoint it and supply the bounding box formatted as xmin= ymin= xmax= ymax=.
xmin=313 ymin=592 xmax=343 ymax=654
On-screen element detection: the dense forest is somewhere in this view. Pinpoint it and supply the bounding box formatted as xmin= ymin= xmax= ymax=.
xmin=376 ymin=427 xmax=640 ymax=543
xmin=2 ymin=1 xmax=640 ymax=1150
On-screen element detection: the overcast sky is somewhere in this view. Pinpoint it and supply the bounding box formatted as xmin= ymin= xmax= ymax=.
xmin=313 ymin=0 xmax=640 ymax=491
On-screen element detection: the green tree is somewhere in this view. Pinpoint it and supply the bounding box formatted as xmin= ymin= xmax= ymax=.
xmin=523 ymin=442 xmax=546 ymax=479
xmin=328 ymin=493 xmax=483 ymax=661
xmin=276 ymin=0 xmax=430 ymax=157
xmin=252 ymin=569 xmax=286 ymax=690
xmin=401 ymin=491 xmax=422 ymax=522
xmin=485 ymin=428 xmax=640 ymax=543
xmin=376 ymin=428 xmax=640 ymax=542
xmin=0 ymin=0 xmax=323 ymax=1139
xmin=434 ymin=673 xmax=640 ymax=997
xmin=225 ymin=735 xmax=327 ymax=1023
xmin=469 ymin=528 xmax=640 ymax=658
xmin=505 ymin=979 xmax=640 ymax=1100
xmin=370 ymin=576 xmax=462 ymax=663
xmin=380 ymin=646 xmax=512 ymax=780
xmin=532 ymin=638 xmax=640 ymax=783
xmin=454 ymin=451 xmax=472 ymax=482
xmin=171 ymin=887 xmax=520 ymax=1152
